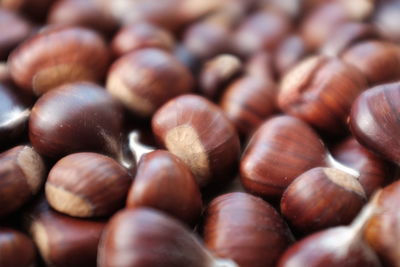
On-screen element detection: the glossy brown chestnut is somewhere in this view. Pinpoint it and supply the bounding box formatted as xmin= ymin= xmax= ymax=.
xmin=0 ymin=9 xmax=32 ymax=60
xmin=126 ymin=150 xmax=202 ymax=224
xmin=220 ymin=76 xmax=277 ymax=137
xmin=240 ymin=115 xmax=327 ymax=198
xmin=350 ymin=82 xmax=400 ymax=165
xmin=204 ymin=192 xmax=294 ymax=267
xmin=46 ymin=152 xmax=132 ymax=218
xmin=98 ymin=208 xmax=238 ymax=267
xmin=47 ymin=0 xmax=118 ymax=36
xmin=152 ymin=94 xmax=240 ymax=187
xmin=0 ymin=145 xmax=45 ymax=217
xmin=341 ymin=41 xmax=400 ymax=85
xmin=26 ymin=200 xmax=106 ymax=267
xmin=274 ymin=34 xmax=308 ymax=77
xmin=279 ymin=55 xmax=367 ymax=134
xmin=111 ymin=22 xmax=174 ymax=57
xmin=333 ymin=137 xmax=393 ymax=197
xmin=0 ymin=228 xmax=36 ymax=267
xmin=29 ymin=82 xmax=123 ymax=158
xmin=199 ymin=54 xmax=242 ymax=100
xmin=281 ymin=167 xmax=366 ymax=233
xmin=9 ymin=26 xmax=109 ymax=95
xmin=106 ymin=48 xmax=193 ymax=117
xmin=364 ymin=180 xmax=400 ymax=266
xmin=278 ymin=203 xmax=381 ymax=267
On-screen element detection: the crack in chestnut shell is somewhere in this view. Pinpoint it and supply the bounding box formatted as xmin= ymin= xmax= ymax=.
xmin=29 ymin=82 xmax=123 ymax=158
xmin=240 ymin=115 xmax=327 ymax=198
xmin=204 ymin=192 xmax=294 ymax=267
xmin=350 ymin=82 xmax=400 ymax=165
xmin=0 ymin=228 xmax=36 ymax=267
xmin=152 ymin=94 xmax=240 ymax=187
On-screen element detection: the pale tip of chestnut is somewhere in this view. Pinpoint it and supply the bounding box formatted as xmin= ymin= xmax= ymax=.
xmin=17 ymin=146 xmax=46 ymax=194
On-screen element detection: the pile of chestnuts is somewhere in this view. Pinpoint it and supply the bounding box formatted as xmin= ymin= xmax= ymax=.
xmin=1 ymin=0 xmax=400 ymax=266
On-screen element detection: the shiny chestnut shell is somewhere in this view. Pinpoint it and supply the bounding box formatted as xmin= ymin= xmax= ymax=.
xmin=0 ymin=228 xmax=36 ymax=267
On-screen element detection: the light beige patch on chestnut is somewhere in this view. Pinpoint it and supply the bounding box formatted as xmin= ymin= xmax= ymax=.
xmin=323 ymin=168 xmax=366 ymax=198
xmin=17 ymin=146 xmax=45 ymax=194
xmin=31 ymin=221 xmax=51 ymax=265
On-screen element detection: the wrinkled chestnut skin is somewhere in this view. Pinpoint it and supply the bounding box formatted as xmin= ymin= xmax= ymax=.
xmin=0 ymin=228 xmax=36 ymax=267
xmin=204 ymin=192 xmax=294 ymax=267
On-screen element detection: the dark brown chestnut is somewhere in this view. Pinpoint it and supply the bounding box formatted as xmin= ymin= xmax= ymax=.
xmin=220 ymin=76 xmax=277 ymax=137
xmin=29 ymin=82 xmax=124 ymax=158
xmin=46 ymin=152 xmax=132 ymax=218
xmin=98 ymin=208 xmax=238 ymax=267
xmin=240 ymin=115 xmax=327 ymax=198
xmin=106 ymin=48 xmax=193 ymax=118
xmin=126 ymin=150 xmax=202 ymax=225
xmin=9 ymin=26 xmax=109 ymax=95
xmin=199 ymin=54 xmax=242 ymax=100
xmin=279 ymin=55 xmax=367 ymax=134
xmin=152 ymin=94 xmax=240 ymax=187
xmin=341 ymin=41 xmax=400 ymax=85
xmin=281 ymin=167 xmax=366 ymax=233
xmin=0 ymin=0 xmax=54 ymax=22
xmin=0 ymin=145 xmax=45 ymax=217
xmin=204 ymin=192 xmax=294 ymax=267
xmin=0 ymin=9 xmax=33 ymax=60
xmin=278 ymin=202 xmax=381 ymax=267
xmin=274 ymin=34 xmax=308 ymax=77
xmin=47 ymin=0 xmax=118 ymax=36
xmin=111 ymin=22 xmax=174 ymax=57
xmin=26 ymin=200 xmax=106 ymax=267
xmin=332 ymin=137 xmax=393 ymax=197
xmin=0 ymin=228 xmax=36 ymax=267
xmin=349 ymin=82 xmax=400 ymax=165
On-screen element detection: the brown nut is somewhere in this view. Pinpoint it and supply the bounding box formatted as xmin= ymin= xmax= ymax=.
xmin=126 ymin=150 xmax=202 ymax=225
xmin=106 ymin=48 xmax=193 ymax=118
xmin=274 ymin=34 xmax=308 ymax=77
xmin=0 ymin=228 xmax=36 ymax=267
xmin=9 ymin=26 xmax=109 ymax=95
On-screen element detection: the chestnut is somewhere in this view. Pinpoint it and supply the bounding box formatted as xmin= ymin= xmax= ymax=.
xmin=240 ymin=115 xmax=327 ymax=198
xmin=204 ymin=192 xmax=294 ymax=267
xmin=111 ymin=22 xmax=175 ymax=57
xmin=220 ymin=76 xmax=277 ymax=137
xmin=0 ymin=145 xmax=45 ymax=217
xmin=332 ymin=137 xmax=393 ymax=197
xmin=281 ymin=167 xmax=366 ymax=233
xmin=152 ymin=94 xmax=240 ymax=187
xmin=26 ymin=200 xmax=106 ymax=267
xmin=46 ymin=152 xmax=132 ymax=218
xmin=364 ymin=180 xmax=400 ymax=266
xmin=245 ymin=51 xmax=276 ymax=82
xmin=47 ymin=0 xmax=118 ymax=36
xmin=349 ymin=82 xmax=400 ymax=165
xmin=373 ymin=0 xmax=400 ymax=43
xmin=0 ymin=0 xmax=54 ymax=22
xmin=0 ymin=9 xmax=33 ymax=60
xmin=341 ymin=41 xmax=400 ymax=85
xmin=29 ymin=82 xmax=123 ymax=159
xmin=278 ymin=202 xmax=381 ymax=267
xmin=106 ymin=48 xmax=193 ymax=118
xmin=126 ymin=150 xmax=202 ymax=225
xmin=279 ymin=55 xmax=367 ymax=134
xmin=274 ymin=34 xmax=308 ymax=77
xmin=8 ymin=26 xmax=109 ymax=95
xmin=199 ymin=54 xmax=242 ymax=100
xmin=0 ymin=228 xmax=36 ymax=267
xmin=98 ymin=208 xmax=238 ymax=267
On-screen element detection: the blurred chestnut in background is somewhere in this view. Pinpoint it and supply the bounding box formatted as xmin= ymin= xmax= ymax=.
xmin=240 ymin=115 xmax=327 ymax=198
xmin=279 ymin=55 xmax=366 ymax=135
xmin=281 ymin=167 xmax=366 ymax=233
xmin=152 ymin=94 xmax=240 ymax=187
xmin=9 ymin=26 xmax=109 ymax=95
xmin=332 ymin=137 xmax=393 ymax=197
xmin=204 ymin=192 xmax=294 ymax=267
xmin=111 ymin=22 xmax=175 ymax=58
xmin=98 ymin=208 xmax=238 ymax=267
xmin=373 ymin=0 xmax=400 ymax=43
xmin=350 ymin=82 xmax=400 ymax=165
xmin=126 ymin=150 xmax=202 ymax=225
xmin=46 ymin=152 xmax=132 ymax=218
xmin=0 ymin=145 xmax=45 ymax=217
xmin=245 ymin=51 xmax=276 ymax=82
xmin=29 ymin=82 xmax=123 ymax=159
xmin=0 ymin=228 xmax=36 ymax=267
xmin=0 ymin=0 xmax=54 ymax=22
xmin=341 ymin=41 xmax=400 ymax=85
xmin=0 ymin=9 xmax=33 ymax=61
xmin=106 ymin=48 xmax=193 ymax=118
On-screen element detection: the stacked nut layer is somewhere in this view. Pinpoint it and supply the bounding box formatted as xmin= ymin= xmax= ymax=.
xmin=1 ymin=0 xmax=400 ymax=266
